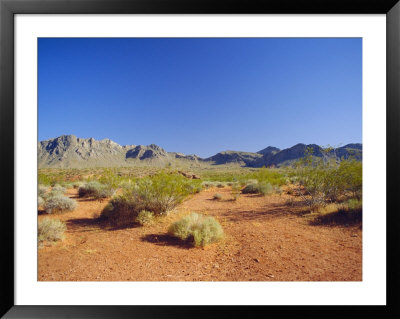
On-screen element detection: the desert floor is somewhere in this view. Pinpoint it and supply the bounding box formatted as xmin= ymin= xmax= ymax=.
xmin=38 ymin=187 xmax=362 ymax=281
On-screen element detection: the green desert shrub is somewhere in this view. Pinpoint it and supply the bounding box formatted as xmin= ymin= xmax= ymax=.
xmin=100 ymin=196 xmax=142 ymax=226
xmin=187 ymin=182 xmax=203 ymax=194
xmin=336 ymin=160 xmax=362 ymax=200
xmin=253 ymin=168 xmax=287 ymax=186
xmin=128 ymin=172 xmax=198 ymax=214
xmin=213 ymin=193 xmax=222 ymax=200
xmin=135 ymin=210 xmax=155 ymax=226
xmin=78 ymin=181 xmax=115 ymax=199
xmin=98 ymin=168 xmax=126 ymax=189
xmin=38 ymin=218 xmax=66 ymax=243
xmin=168 ymin=213 xmax=224 ymax=247
xmin=44 ymin=194 xmax=77 ymax=214
xmin=101 ymin=172 xmax=199 ymax=227
xmin=295 ymin=156 xmax=362 ymax=208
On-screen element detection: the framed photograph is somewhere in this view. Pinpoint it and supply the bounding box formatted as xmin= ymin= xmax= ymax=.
xmin=1 ymin=0 xmax=399 ymax=318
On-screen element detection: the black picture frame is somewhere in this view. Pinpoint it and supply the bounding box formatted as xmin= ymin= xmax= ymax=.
xmin=1 ymin=0 xmax=399 ymax=318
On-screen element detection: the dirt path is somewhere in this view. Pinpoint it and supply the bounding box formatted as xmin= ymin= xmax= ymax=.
xmin=38 ymin=187 xmax=362 ymax=281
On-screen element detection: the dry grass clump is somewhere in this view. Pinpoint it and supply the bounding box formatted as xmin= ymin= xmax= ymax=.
xmin=135 ymin=210 xmax=155 ymax=226
xmin=168 ymin=212 xmax=224 ymax=247
xmin=38 ymin=218 xmax=66 ymax=244
xmin=241 ymin=182 xmax=279 ymax=195
xmin=44 ymin=194 xmax=77 ymax=214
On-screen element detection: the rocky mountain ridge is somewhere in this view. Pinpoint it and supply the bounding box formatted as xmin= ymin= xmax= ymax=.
xmin=38 ymin=135 xmax=362 ymax=168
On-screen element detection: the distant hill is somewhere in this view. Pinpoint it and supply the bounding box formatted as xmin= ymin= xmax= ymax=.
xmin=204 ymin=151 xmax=263 ymax=166
xmin=257 ymin=146 xmax=281 ymax=156
xmin=253 ymin=143 xmax=362 ymax=167
xmin=38 ymin=135 xmax=362 ymax=168
xmin=38 ymin=135 xmax=128 ymax=168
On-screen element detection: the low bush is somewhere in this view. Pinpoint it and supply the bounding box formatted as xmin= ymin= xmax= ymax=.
xmin=241 ymin=183 xmax=259 ymax=194
xmin=135 ymin=210 xmax=155 ymax=226
xmin=168 ymin=212 xmax=224 ymax=247
xmin=101 ymin=172 xmax=201 ymax=227
xmin=100 ymin=196 xmax=141 ymax=226
xmin=241 ymin=182 xmax=278 ymax=195
xmin=295 ymin=155 xmax=362 ymax=208
xmin=78 ymin=181 xmax=115 ymax=199
xmin=38 ymin=218 xmax=66 ymax=243
xmin=213 ymin=193 xmax=222 ymax=200
xmin=44 ymin=195 xmax=77 ymax=214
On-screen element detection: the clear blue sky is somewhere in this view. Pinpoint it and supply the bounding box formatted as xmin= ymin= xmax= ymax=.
xmin=38 ymin=38 xmax=362 ymax=158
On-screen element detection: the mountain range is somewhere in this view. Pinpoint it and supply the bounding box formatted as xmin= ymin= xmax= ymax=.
xmin=38 ymin=135 xmax=362 ymax=168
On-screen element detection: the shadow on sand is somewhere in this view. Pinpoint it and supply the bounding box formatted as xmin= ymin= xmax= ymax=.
xmin=140 ymin=234 xmax=193 ymax=249
xmin=308 ymin=209 xmax=362 ymax=228
xmin=66 ymin=217 xmax=140 ymax=232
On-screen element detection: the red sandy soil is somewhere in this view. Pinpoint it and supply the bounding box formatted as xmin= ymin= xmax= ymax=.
xmin=38 ymin=187 xmax=362 ymax=281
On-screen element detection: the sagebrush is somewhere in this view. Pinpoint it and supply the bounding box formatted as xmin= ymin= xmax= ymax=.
xmin=44 ymin=194 xmax=77 ymax=214
xmin=38 ymin=218 xmax=66 ymax=243
xmin=241 ymin=182 xmax=278 ymax=195
xmin=168 ymin=213 xmax=224 ymax=247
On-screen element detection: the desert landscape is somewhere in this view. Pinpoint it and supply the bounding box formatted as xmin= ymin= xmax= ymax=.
xmin=37 ymin=136 xmax=362 ymax=281
xmin=38 ymin=38 xmax=362 ymax=282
